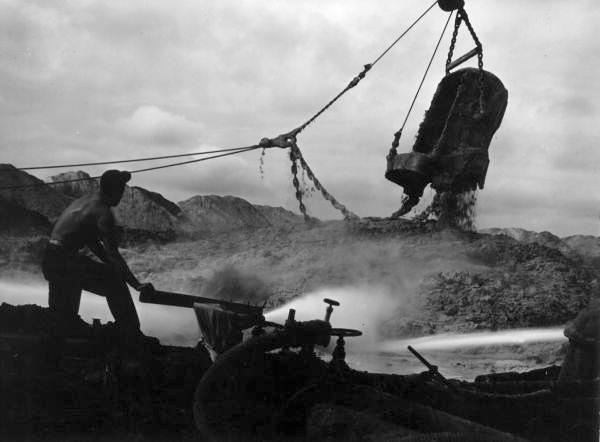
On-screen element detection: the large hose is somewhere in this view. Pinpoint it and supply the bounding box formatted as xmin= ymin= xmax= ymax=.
xmin=327 ymin=384 xmax=527 ymax=441
xmin=396 ymin=432 xmax=522 ymax=442
xmin=193 ymin=331 xmax=292 ymax=440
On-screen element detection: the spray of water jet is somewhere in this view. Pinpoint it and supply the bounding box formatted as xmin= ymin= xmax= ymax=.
xmin=379 ymin=327 xmax=566 ymax=353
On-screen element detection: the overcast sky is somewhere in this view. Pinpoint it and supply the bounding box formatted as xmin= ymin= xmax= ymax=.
xmin=1 ymin=0 xmax=598 ymax=236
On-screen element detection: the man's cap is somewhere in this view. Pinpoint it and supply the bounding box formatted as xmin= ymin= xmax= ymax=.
xmin=100 ymin=169 xmax=131 ymax=190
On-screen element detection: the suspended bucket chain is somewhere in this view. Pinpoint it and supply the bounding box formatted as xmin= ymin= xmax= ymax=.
xmin=261 ymin=130 xmax=357 ymax=221
xmin=290 ymin=142 xmax=358 ymax=221
xmin=261 ymin=1 xmax=456 ymax=222
xmin=431 ymin=73 xmax=467 ymax=157
xmin=289 ymin=147 xmax=312 ymax=222
xmin=446 ymin=7 xmax=486 ymax=113
xmin=445 ymin=13 xmax=463 ymax=71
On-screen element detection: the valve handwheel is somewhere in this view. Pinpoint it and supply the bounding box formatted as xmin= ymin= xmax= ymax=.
xmin=323 ymin=298 xmax=340 ymax=322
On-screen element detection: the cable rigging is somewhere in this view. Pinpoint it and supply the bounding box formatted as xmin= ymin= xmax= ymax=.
xmin=0 ymin=146 xmax=260 ymax=190
xmin=389 ymin=10 xmax=454 ymax=158
xmin=1 ymin=0 xmax=491 ymax=224
xmin=4 ymin=146 xmax=261 ymax=172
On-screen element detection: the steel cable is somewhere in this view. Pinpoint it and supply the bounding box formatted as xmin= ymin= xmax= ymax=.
xmin=389 ymin=11 xmax=454 ymax=153
xmin=3 ymin=146 xmax=260 ymax=172
xmin=0 ymin=146 xmax=260 ymax=190
xmin=295 ymin=0 xmax=438 ymax=135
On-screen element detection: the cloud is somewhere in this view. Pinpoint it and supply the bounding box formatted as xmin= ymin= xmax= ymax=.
xmin=127 ymin=147 xmax=289 ymax=205
xmin=554 ymin=95 xmax=596 ymax=117
xmin=116 ymin=105 xmax=203 ymax=147
xmin=551 ymin=142 xmax=600 ymax=173
xmin=0 ymin=0 xmax=599 ymax=236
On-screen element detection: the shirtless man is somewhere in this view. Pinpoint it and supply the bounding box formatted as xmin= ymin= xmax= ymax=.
xmin=42 ymin=169 xmax=153 ymax=333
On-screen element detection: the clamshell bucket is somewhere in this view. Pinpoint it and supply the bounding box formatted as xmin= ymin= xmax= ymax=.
xmin=386 ymin=67 xmax=507 ymax=198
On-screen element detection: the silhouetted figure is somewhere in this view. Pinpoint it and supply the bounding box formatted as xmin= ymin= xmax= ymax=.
xmin=42 ymin=169 xmax=153 ymax=334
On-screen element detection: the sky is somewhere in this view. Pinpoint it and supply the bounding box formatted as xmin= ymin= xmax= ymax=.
xmin=0 ymin=0 xmax=598 ymax=236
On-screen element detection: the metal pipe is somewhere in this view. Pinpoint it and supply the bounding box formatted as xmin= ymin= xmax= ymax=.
xmin=408 ymin=345 xmax=456 ymax=391
xmin=446 ymin=47 xmax=480 ymax=72
xmin=140 ymin=289 xmax=263 ymax=315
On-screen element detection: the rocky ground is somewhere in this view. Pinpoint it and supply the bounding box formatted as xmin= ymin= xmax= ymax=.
xmin=125 ymin=219 xmax=599 ymax=338
xmin=1 ymin=165 xmax=599 ymax=441
xmin=1 ymin=163 xmax=599 ymax=369
xmin=3 ymin=217 xmax=598 ymax=342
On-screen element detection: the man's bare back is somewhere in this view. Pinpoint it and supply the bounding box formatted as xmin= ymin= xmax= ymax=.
xmin=51 ymin=193 xmax=115 ymax=252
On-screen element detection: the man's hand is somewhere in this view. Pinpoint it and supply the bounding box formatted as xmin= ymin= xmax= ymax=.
xmin=137 ymin=282 xmax=155 ymax=296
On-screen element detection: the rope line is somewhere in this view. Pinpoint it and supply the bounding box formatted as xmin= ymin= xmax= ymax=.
xmin=4 ymin=146 xmax=259 ymax=172
xmin=5 ymin=1 xmax=439 ymax=177
xmin=400 ymin=11 xmax=454 ymax=132
xmin=295 ymin=0 xmax=438 ymax=135
xmin=1 ymin=1 xmax=449 ymax=212
xmin=389 ymin=11 xmax=454 ymax=152
xmin=0 ymin=146 xmax=260 ymax=190
xmin=371 ymin=0 xmax=439 ymax=68
xmin=3 ymin=1 xmax=439 ymax=184
xmin=129 ymin=146 xmax=259 ymax=174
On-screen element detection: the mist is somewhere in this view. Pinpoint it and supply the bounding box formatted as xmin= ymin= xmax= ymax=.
xmin=266 ymin=284 xmax=404 ymax=351
xmin=0 ymin=278 xmax=406 ymax=348
xmin=0 ymin=278 xmax=199 ymax=346
xmin=0 ymin=277 xmax=568 ymax=379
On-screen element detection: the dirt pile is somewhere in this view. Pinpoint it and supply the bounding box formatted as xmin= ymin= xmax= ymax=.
xmin=1 ymin=165 xmax=597 ymax=341
xmin=0 ymin=303 xmax=210 ymax=437
xmin=0 ymin=164 xmax=71 ymax=221
xmin=178 ymin=194 xmax=303 ymax=232
xmin=50 ymin=170 xmax=189 ymax=237
xmin=108 ymin=220 xmax=599 ymax=341
xmin=0 ymin=165 xmax=304 ymax=243
xmin=49 ymin=170 xmax=98 ymax=197
xmin=382 ymin=233 xmax=598 ymax=337
xmin=0 ymin=198 xmax=50 ymax=236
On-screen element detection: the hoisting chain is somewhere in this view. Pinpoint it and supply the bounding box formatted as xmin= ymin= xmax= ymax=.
xmin=458 ymin=8 xmax=485 ymax=114
xmin=259 ymin=1 xmax=441 ymax=222
xmin=446 ymin=8 xmax=485 ymax=114
xmin=431 ymin=73 xmax=466 ymax=157
xmin=289 ymin=146 xmax=311 ymax=222
xmin=262 ymin=130 xmax=357 ymax=220
xmin=290 ymin=141 xmax=358 ymax=221
xmin=445 ymin=13 xmax=462 ymax=74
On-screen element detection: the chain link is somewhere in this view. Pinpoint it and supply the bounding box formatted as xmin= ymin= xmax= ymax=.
xmin=289 ymin=148 xmax=311 ymax=222
xmin=446 ymin=13 xmax=462 ymax=75
xmin=293 ymin=1 xmax=438 ymax=137
xmin=295 ymin=64 xmax=372 ymax=137
xmin=458 ymin=8 xmax=485 ymax=114
xmin=431 ymin=73 xmax=466 ymax=157
xmin=289 ymin=142 xmax=358 ymax=221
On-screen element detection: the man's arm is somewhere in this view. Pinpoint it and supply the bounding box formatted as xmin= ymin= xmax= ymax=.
xmin=96 ymin=209 xmax=144 ymax=290
xmin=88 ymin=239 xmax=109 ymax=263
